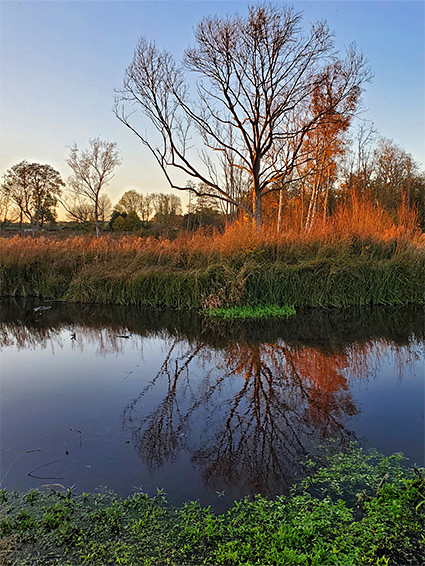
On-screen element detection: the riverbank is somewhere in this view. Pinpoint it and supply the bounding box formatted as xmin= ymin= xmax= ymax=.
xmin=0 ymin=225 xmax=424 ymax=309
xmin=1 ymin=446 xmax=424 ymax=566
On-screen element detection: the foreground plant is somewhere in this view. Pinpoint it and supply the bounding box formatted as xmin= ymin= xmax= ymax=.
xmin=0 ymin=445 xmax=424 ymax=565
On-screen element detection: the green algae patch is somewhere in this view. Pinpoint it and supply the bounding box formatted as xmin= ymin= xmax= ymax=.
xmin=206 ymin=304 xmax=296 ymax=320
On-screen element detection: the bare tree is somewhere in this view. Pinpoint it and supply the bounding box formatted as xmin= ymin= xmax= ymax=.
xmin=98 ymin=194 xmax=113 ymax=223
xmin=66 ymin=138 xmax=121 ymax=237
xmin=342 ymin=121 xmax=377 ymax=196
xmin=115 ymin=3 xmax=371 ymax=227
xmin=62 ymin=194 xmax=94 ymax=224
xmin=0 ymin=188 xmax=19 ymax=232
xmin=1 ymin=161 xmax=63 ymax=236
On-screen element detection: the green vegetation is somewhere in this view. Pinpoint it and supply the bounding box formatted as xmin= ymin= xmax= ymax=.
xmin=1 ymin=446 xmax=424 ymax=565
xmin=206 ymin=304 xmax=296 ymax=320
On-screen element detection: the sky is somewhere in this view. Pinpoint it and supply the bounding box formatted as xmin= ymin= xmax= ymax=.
xmin=0 ymin=0 xmax=424 ymax=213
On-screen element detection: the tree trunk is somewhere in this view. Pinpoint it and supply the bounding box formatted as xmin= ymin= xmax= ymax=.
xmin=253 ymin=190 xmax=262 ymax=229
xmin=252 ymin=160 xmax=262 ymax=229
xmin=95 ymin=198 xmax=100 ymax=238
xmin=277 ymin=186 xmax=283 ymax=235
xmin=323 ymin=180 xmax=330 ymax=223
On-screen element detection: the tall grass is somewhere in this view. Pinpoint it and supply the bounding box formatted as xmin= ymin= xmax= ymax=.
xmin=0 ymin=196 xmax=424 ymax=308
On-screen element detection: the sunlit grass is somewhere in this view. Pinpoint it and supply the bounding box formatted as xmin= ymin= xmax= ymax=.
xmin=0 ymin=196 xmax=423 ymax=309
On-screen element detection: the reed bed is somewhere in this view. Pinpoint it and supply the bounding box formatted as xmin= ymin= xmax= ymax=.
xmin=1 ymin=198 xmax=424 ymax=309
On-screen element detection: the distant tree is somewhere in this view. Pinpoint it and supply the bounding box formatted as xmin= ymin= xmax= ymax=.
xmin=66 ymin=138 xmax=121 ymax=237
xmin=371 ymin=139 xmax=418 ymax=208
xmin=342 ymin=133 xmax=425 ymax=227
xmin=0 ymin=188 xmax=19 ymax=231
xmin=112 ymin=210 xmax=141 ymax=232
xmin=63 ymin=195 xmax=94 ymax=224
xmin=115 ymin=3 xmax=371 ymax=227
xmin=148 ymin=193 xmax=183 ymax=234
xmin=115 ymin=190 xmax=154 ymax=221
xmin=62 ymin=192 xmax=112 ymax=229
xmin=151 ymin=193 xmax=182 ymax=218
xmin=124 ymin=210 xmax=142 ymax=231
xmin=115 ymin=190 xmax=143 ymax=214
xmin=342 ymin=122 xmax=377 ymax=196
xmin=1 ymin=160 xmax=63 ymax=236
xmin=186 ymin=186 xmax=224 ymax=231
xmin=112 ymin=215 xmax=127 ymax=232
xmin=98 ymin=194 xmax=112 ymax=224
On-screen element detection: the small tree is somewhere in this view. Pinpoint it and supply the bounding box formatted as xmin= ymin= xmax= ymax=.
xmin=66 ymin=138 xmax=121 ymax=237
xmin=1 ymin=161 xmax=63 ymax=236
xmin=112 ymin=215 xmax=127 ymax=232
xmin=112 ymin=210 xmax=141 ymax=232
xmin=124 ymin=210 xmax=142 ymax=231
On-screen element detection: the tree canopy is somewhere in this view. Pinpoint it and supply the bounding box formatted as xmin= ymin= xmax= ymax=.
xmin=115 ymin=3 xmax=371 ymax=226
xmin=1 ymin=161 xmax=64 ymax=235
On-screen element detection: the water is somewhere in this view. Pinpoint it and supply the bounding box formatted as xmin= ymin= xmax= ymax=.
xmin=1 ymin=299 xmax=424 ymax=511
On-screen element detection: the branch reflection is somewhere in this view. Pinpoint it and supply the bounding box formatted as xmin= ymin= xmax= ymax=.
xmin=123 ymin=336 xmax=416 ymax=498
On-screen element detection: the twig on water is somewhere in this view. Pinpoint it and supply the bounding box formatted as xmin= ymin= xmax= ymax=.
xmin=28 ymin=459 xmax=64 ymax=480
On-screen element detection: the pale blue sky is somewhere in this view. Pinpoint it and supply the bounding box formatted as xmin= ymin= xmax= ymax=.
xmin=1 ymin=0 xmax=424 ymax=209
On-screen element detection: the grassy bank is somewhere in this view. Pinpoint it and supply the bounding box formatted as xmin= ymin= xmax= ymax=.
xmin=0 ymin=203 xmax=424 ymax=310
xmin=1 ymin=446 xmax=424 ymax=565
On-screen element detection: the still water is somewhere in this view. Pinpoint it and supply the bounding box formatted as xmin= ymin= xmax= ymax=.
xmin=0 ymin=299 xmax=424 ymax=511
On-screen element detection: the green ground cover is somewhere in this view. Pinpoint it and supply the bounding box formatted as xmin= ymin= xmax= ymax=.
xmin=1 ymin=445 xmax=424 ymax=565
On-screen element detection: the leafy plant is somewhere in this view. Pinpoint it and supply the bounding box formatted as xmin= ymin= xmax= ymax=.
xmin=1 ymin=446 xmax=423 ymax=565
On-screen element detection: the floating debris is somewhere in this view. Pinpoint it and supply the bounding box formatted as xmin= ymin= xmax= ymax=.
xmin=28 ymin=459 xmax=63 ymax=480
xmin=41 ymin=483 xmax=66 ymax=490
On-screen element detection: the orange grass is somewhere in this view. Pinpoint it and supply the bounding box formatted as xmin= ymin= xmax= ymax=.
xmin=0 ymin=196 xmax=423 ymax=310
xmin=0 ymin=197 xmax=425 ymax=261
xmin=0 ymin=196 xmax=423 ymax=266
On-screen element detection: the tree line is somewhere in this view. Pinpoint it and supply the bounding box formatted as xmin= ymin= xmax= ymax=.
xmin=1 ymin=4 xmax=424 ymax=235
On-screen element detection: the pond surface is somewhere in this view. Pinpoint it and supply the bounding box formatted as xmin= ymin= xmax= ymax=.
xmin=0 ymin=299 xmax=424 ymax=511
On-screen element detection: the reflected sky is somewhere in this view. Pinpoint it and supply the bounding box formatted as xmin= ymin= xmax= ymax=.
xmin=0 ymin=299 xmax=424 ymax=510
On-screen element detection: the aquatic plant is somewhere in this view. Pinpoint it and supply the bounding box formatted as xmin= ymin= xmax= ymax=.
xmin=206 ymin=304 xmax=296 ymax=320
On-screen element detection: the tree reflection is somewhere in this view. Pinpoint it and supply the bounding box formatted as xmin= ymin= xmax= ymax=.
xmin=1 ymin=299 xmax=423 ymax=499
xmin=123 ymin=339 xmax=380 ymax=498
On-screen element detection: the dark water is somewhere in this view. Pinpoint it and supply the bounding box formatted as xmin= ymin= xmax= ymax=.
xmin=1 ymin=299 xmax=424 ymax=511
